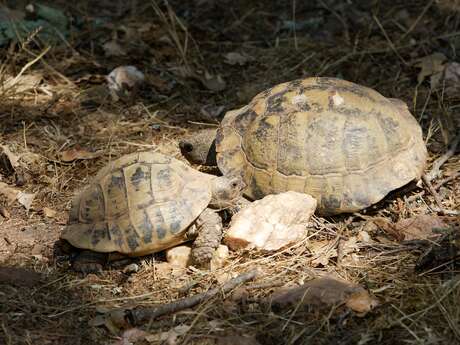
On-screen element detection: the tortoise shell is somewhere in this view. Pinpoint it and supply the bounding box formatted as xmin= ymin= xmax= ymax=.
xmin=216 ymin=77 xmax=427 ymax=215
xmin=61 ymin=152 xmax=211 ymax=256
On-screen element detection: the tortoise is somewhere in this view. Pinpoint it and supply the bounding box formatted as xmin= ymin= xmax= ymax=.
xmin=180 ymin=77 xmax=427 ymax=215
xmin=60 ymin=151 xmax=243 ymax=272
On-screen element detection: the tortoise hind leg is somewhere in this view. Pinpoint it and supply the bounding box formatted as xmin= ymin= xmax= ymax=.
xmin=191 ymin=208 xmax=223 ymax=268
xmin=72 ymin=250 xmax=107 ymax=274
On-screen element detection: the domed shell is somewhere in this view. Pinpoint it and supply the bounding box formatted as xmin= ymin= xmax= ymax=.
xmin=216 ymin=77 xmax=427 ymax=215
xmin=61 ymin=152 xmax=212 ymax=256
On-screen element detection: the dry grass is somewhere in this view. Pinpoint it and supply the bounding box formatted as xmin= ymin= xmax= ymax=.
xmin=0 ymin=1 xmax=459 ymax=344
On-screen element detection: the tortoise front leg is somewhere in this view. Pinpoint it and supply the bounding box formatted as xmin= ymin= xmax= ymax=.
xmin=191 ymin=208 xmax=223 ymax=268
xmin=72 ymin=250 xmax=108 ymax=274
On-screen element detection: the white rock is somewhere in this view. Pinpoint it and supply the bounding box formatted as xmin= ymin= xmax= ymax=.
xmin=210 ymin=245 xmax=229 ymax=270
xmin=225 ymin=192 xmax=317 ymax=251
xmin=166 ymin=245 xmax=192 ymax=268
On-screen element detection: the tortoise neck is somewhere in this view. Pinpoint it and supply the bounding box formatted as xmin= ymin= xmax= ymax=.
xmin=205 ymin=139 xmax=217 ymax=166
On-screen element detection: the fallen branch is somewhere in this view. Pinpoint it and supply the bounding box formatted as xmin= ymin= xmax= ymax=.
xmin=127 ymin=269 xmax=259 ymax=325
xmin=425 ymin=132 xmax=460 ymax=182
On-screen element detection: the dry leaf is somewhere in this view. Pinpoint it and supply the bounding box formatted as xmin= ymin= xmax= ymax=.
xmin=200 ymin=104 xmax=226 ymax=119
xmin=60 ymin=147 xmax=102 ymax=162
xmin=0 ymin=145 xmax=20 ymax=168
xmin=42 ymin=207 xmax=57 ymax=218
xmin=370 ymin=217 xmax=403 ymax=241
xmin=103 ymin=40 xmax=127 ymax=57
xmin=224 ymin=52 xmax=254 ymax=66
xmin=415 ymin=52 xmax=447 ymax=87
xmin=308 ymin=240 xmax=337 ymax=267
xmin=270 ymin=276 xmax=378 ymax=316
xmin=444 ymin=61 xmax=460 ymax=83
xmin=111 ymin=328 xmax=150 ymax=345
xmin=0 ymin=182 xmax=35 ymax=210
xmin=3 ymin=73 xmax=43 ymax=93
xmin=200 ymin=71 xmax=226 ymax=92
xmin=17 ymin=191 xmax=35 ymax=211
xmin=145 ymin=325 xmax=191 ymax=344
xmin=395 ymin=215 xmax=447 ymax=241
xmin=442 ymin=61 xmax=460 ymax=96
xmin=371 ymin=215 xmax=447 ymax=241
xmin=91 ymin=309 xmax=131 ymax=334
xmin=0 ymin=181 xmax=20 ymax=204
xmin=345 ymin=290 xmax=380 ymax=315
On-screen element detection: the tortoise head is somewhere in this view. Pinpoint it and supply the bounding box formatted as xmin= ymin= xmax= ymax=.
xmin=209 ymin=175 xmax=244 ymax=209
xmin=179 ymin=128 xmax=217 ymax=166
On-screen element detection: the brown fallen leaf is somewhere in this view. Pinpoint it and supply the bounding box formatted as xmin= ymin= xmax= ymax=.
xmin=0 ymin=181 xmax=35 ymax=211
xmin=144 ymin=325 xmax=191 ymax=344
xmin=270 ymin=276 xmax=379 ymax=316
xmin=308 ymin=240 xmax=338 ymax=267
xmin=372 ymin=215 xmax=447 ymax=241
xmin=200 ymin=71 xmax=226 ymax=92
xmin=103 ymin=40 xmax=127 ymax=57
xmin=395 ymin=215 xmax=447 ymax=241
xmin=17 ymin=191 xmax=35 ymax=211
xmin=90 ymin=309 xmax=131 ymax=334
xmin=414 ymin=52 xmax=447 ymax=88
xmin=337 ymin=236 xmax=359 ymax=264
xmin=370 ymin=217 xmax=404 ymax=241
xmin=3 ymin=73 xmax=43 ymax=93
xmin=42 ymin=207 xmax=57 ymax=218
xmin=60 ymin=147 xmax=103 ymax=162
xmin=0 ymin=145 xmax=20 ymax=168
xmin=111 ymin=328 xmax=150 ymax=345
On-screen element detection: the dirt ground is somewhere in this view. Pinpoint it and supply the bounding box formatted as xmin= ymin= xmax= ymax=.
xmin=0 ymin=1 xmax=459 ymax=344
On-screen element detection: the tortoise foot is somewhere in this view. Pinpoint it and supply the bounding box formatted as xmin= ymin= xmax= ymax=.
xmin=72 ymin=251 xmax=107 ymax=274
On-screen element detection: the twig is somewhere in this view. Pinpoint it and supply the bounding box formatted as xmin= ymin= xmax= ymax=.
xmin=127 ymin=269 xmax=259 ymax=325
xmin=372 ymin=15 xmax=407 ymax=65
xmin=421 ymin=175 xmax=458 ymax=215
xmin=425 ymin=132 xmax=460 ymax=182
xmin=422 ymin=174 xmax=443 ymax=208
xmin=400 ymin=0 xmax=434 ymax=41
xmin=433 ymin=171 xmax=460 ymax=190
xmin=428 ymin=207 xmax=460 ymax=216
xmin=8 ymin=46 xmax=50 ymax=88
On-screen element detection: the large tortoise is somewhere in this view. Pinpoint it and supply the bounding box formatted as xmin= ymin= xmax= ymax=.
xmin=61 ymin=151 xmax=243 ymax=272
xmin=180 ymin=77 xmax=427 ymax=215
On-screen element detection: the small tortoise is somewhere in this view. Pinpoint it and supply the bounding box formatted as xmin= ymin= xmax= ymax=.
xmin=60 ymin=151 xmax=243 ymax=272
xmin=180 ymin=77 xmax=427 ymax=215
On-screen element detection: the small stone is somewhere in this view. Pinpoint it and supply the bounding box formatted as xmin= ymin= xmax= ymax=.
xmin=123 ymin=263 xmax=139 ymax=274
xmin=225 ymin=192 xmax=317 ymax=251
xmin=166 ymin=245 xmax=192 ymax=268
xmin=210 ymin=245 xmax=229 ymax=270
xmin=358 ymin=230 xmax=371 ymax=243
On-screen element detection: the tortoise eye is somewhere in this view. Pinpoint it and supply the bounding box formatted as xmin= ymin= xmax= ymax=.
xmin=179 ymin=141 xmax=194 ymax=153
